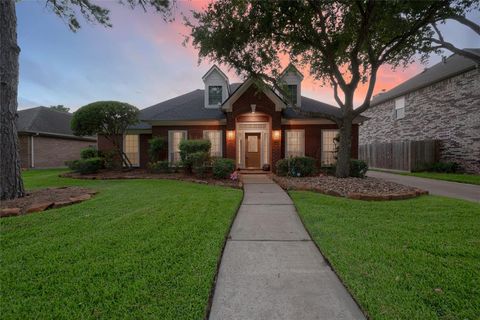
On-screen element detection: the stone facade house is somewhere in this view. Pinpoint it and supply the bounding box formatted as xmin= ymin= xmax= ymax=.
xmin=98 ymin=65 xmax=363 ymax=172
xmin=17 ymin=107 xmax=96 ymax=168
xmin=360 ymin=50 xmax=480 ymax=173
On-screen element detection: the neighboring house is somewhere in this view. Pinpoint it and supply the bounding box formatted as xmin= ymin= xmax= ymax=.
xmin=17 ymin=106 xmax=96 ymax=168
xmin=98 ymin=65 xmax=363 ymax=171
xmin=360 ymin=50 xmax=480 ymax=173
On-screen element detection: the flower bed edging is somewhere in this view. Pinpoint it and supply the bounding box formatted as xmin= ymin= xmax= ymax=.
xmin=271 ymin=174 xmax=428 ymax=201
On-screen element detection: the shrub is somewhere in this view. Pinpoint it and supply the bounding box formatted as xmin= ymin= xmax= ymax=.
xmin=413 ymin=161 xmax=459 ymax=173
xmin=179 ymin=139 xmax=211 ymax=173
xmin=148 ymin=160 xmax=170 ymax=173
xmin=190 ymin=151 xmax=210 ymax=178
xmin=102 ymin=150 xmax=121 ymax=170
xmin=68 ymin=157 xmax=104 ymax=174
xmin=276 ymin=157 xmax=317 ymax=177
xmin=80 ymin=146 xmax=98 ymax=159
xmin=148 ymin=137 xmax=167 ymax=162
xmin=350 ymin=159 xmax=368 ymax=178
xmin=212 ymin=158 xmax=235 ymax=179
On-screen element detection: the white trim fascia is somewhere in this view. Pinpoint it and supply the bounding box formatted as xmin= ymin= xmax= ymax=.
xmin=282 ymin=118 xmax=336 ymax=125
xmin=202 ymin=65 xmax=230 ymax=84
xmin=147 ymin=120 xmax=226 ymax=126
xmin=222 ymin=79 xmax=287 ymax=112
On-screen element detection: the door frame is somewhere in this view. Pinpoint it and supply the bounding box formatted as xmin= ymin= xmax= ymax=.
xmin=235 ymin=122 xmax=270 ymax=169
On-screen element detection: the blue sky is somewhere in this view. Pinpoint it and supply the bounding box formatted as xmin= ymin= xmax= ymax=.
xmin=16 ymin=1 xmax=480 ymax=111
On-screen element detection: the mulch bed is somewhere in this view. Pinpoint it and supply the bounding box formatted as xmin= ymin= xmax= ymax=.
xmin=1 ymin=187 xmax=97 ymax=218
xmin=272 ymin=174 xmax=428 ymax=201
xmin=61 ymin=169 xmax=241 ymax=189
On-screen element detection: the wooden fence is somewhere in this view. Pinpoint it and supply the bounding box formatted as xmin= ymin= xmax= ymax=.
xmin=359 ymin=140 xmax=440 ymax=172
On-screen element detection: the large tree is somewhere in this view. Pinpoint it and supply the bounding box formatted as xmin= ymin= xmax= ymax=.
xmin=0 ymin=0 xmax=172 ymax=200
xmin=187 ymin=0 xmax=480 ymax=177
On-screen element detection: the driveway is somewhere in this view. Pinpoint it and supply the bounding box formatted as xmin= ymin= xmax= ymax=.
xmin=209 ymin=174 xmax=365 ymax=320
xmin=368 ymin=171 xmax=480 ymax=202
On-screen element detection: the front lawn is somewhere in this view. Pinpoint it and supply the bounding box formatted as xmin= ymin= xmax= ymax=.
xmin=400 ymin=171 xmax=480 ymax=185
xmin=291 ymin=192 xmax=480 ymax=320
xmin=1 ymin=169 xmax=242 ymax=319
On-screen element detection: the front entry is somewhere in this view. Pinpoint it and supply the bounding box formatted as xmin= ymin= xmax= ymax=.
xmin=245 ymin=133 xmax=261 ymax=168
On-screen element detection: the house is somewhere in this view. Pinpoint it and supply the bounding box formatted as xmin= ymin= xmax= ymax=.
xmin=17 ymin=106 xmax=96 ymax=168
xmin=98 ymin=65 xmax=362 ymax=171
xmin=360 ymin=50 xmax=480 ymax=173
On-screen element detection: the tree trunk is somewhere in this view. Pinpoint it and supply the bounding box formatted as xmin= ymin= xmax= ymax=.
xmin=335 ymin=116 xmax=353 ymax=178
xmin=0 ymin=0 xmax=25 ymax=200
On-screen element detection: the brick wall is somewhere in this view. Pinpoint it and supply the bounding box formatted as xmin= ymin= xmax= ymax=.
xmin=281 ymin=124 xmax=359 ymax=167
xmin=31 ymin=136 xmax=95 ymax=168
xmin=360 ymin=69 xmax=480 ymax=173
xmin=18 ymin=135 xmax=31 ymax=168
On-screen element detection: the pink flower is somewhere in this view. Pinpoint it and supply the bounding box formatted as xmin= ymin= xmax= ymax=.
xmin=230 ymin=171 xmax=238 ymax=181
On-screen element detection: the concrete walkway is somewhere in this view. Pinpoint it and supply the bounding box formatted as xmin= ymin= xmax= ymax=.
xmin=368 ymin=171 xmax=480 ymax=203
xmin=209 ymin=174 xmax=365 ymax=320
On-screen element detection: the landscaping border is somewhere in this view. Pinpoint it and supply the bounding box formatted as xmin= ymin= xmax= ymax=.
xmin=271 ymin=174 xmax=428 ymax=201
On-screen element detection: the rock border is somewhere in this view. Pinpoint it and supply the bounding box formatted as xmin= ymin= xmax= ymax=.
xmin=0 ymin=189 xmax=97 ymax=218
xmin=271 ymin=175 xmax=428 ymax=201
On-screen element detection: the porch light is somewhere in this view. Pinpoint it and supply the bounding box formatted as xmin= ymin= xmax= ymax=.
xmin=250 ymin=104 xmax=256 ymax=113
xmin=227 ymin=130 xmax=235 ymax=140
xmin=272 ymin=130 xmax=281 ymax=141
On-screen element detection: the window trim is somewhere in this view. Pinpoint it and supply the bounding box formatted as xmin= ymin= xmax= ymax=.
xmin=321 ymin=129 xmax=339 ymax=166
xmin=394 ymin=96 xmax=406 ymax=120
xmin=203 ymin=130 xmax=223 ymax=157
xmin=287 ymin=84 xmax=298 ymax=105
xmin=285 ymin=129 xmax=305 ymax=158
xmin=168 ymin=130 xmax=187 ymax=163
xmin=208 ymin=85 xmax=223 ymax=106
xmin=123 ymin=134 xmax=140 ymax=167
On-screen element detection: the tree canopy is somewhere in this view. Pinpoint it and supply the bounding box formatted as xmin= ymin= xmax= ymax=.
xmin=50 ymin=105 xmax=70 ymax=113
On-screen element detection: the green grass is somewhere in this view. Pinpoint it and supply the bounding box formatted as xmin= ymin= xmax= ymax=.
xmin=399 ymin=172 xmax=480 ymax=185
xmin=1 ymin=169 xmax=242 ymax=319
xmin=291 ymin=192 xmax=480 ymax=320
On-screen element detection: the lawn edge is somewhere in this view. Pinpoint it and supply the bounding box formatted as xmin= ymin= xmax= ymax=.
xmin=287 ymin=190 xmax=371 ymax=320
xmin=371 ymin=169 xmax=480 ymax=186
xmin=203 ymin=188 xmax=245 ymax=320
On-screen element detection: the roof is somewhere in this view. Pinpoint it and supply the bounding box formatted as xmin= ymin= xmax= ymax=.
xmin=16 ymin=106 xmax=95 ymax=141
xmin=133 ymin=80 xmax=351 ymax=126
xmin=372 ymin=49 xmax=480 ymax=106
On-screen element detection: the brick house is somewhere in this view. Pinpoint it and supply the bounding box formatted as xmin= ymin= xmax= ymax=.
xmin=360 ymin=50 xmax=480 ymax=173
xmin=17 ymin=107 xmax=96 ymax=168
xmin=98 ymin=65 xmax=362 ymax=172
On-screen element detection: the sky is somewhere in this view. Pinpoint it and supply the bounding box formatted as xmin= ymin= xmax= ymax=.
xmin=16 ymin=0 xmax=480 ymax=111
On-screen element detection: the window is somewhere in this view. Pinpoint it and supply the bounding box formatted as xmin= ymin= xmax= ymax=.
xmin=168 ymin=130 xmax=187 ymax=163
xmin=124 ymin=134 xmax=139 ymax=167
xmin=203 ymin=130 xmax=223 ymax=157
xmin=285 ymin=130 xmax=305 ymax=158
xmin=321 ymin=129 xmax=338 ymax=166
xmin=208 ymin=86 xmax=223 ymax=105
xmin=287 ymin=85 xmax=297 ymax=105
xmin=394 ymin=97 xmax=405 ymax=120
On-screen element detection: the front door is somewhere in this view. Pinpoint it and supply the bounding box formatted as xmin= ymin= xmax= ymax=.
xmin=245 ymin=133 xmax=261 ymax=168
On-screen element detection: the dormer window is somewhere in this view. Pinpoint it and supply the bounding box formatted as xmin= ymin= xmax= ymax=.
xmin=208 ymin=86 xmax=223 ymax=105
xmin=287 ymin=85 xmax=298 ymax=105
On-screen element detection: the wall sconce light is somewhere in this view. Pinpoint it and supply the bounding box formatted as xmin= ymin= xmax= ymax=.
xmin=250 ymin=104 xmax=256 ymax=113
xmin=227 ymin=130 xmax=235 ymax=140
xmin=272 ymin=130 xmax=281 ymax=141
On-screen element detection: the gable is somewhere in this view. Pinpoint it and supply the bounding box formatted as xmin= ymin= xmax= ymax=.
xmin=222 ymin=79 xmax=286 ymax=112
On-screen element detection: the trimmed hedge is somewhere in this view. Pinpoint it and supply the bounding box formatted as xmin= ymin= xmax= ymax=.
xmin=67 ymin=157 xmax=104 ymax=174
xmin=349 ymin=159 xmax=368 ymax=178
xmin=276 ymin=157 xmax=317 ymax=177
xmin=212 ymin=158 xmax=235 ymax=179
xmin=148 ymin=137 xmax=167 ymax=162
xmin=179 ymin=140 xmax=211 ymax=173
xmin=80 ymin=147 xmax=98 ymax=159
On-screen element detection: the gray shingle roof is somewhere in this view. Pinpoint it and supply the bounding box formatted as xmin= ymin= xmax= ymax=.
xmin=372 ymin=49 xmax=479 ymax=106
xmin=135 ymin=82 xmax=350 ymax=125
xmin=16 ymin=106 xmax=95 ymax=140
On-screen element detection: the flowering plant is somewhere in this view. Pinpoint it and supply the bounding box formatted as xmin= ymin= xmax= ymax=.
xmin=230 ymin=171 xmax=239 ymax=181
